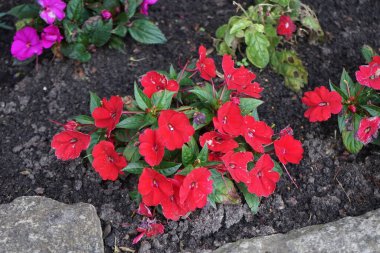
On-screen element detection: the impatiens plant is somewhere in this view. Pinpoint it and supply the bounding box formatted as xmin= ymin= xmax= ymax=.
xmin=214 ymin=0 xmax=324 ymax=91
xmin=302 ymin=46 xmax=380 ymax=153
xmin=7 ymin=0 xmax=165 ymax=62
xmin=51 ymin=46 xmax=304 ymax=236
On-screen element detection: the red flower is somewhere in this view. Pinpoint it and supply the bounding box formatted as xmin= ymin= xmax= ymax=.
xmin=199 ymin=131 xmax=238 ymax=153
xmin=92 ymin=96 xmax=123 ymax=135
xmin=137 ymin=202 xmax=153 ymax=218
xmin=274 ymin=135 xmax=303 ymax=165
xmin=141 ymin=71 xmax=179 ymax=98
xmin=221 ymin=151 xmax=253 ymax=183
xmin=213 ymin=101 xmax=244 ymax=137
xmin=355 ymin=56 xmax=380 ymax=90
xmin=277 ymin=15 xmax=296 ymax=40
xmin=222 ymin=55 xmax=259 ymax=91
xmin=63 ymin=120 xmax=79 ymax=131
xmin=247 ymin=154 xmax=280 ymax=197
xmin=196 ymin=45 xmax=216 ymax=81
xmin=133 ymin=219 xmax=164 ymax=244
xmin=208 ymin=152 xmax=226 ymax=173
xmin=237 ymin=81 xmax=264 ymax=99
xmin=356 ymin=116 xmax=380 ymax=145
xmin=302 ymin=86 xmax=342 ymax=122
xmin=138 ymin=168 xmax=173 ymax=206
xmin=51 ymin=130 xmax=90 ymax=161
xmin=92 ymin=141 xmax=127 ymax=181
xmin=242 ymin=116 xmax=273 ymax=153
xmin=157 ymin=110 xmax=195 ymax=150
xmin=179 ymin=167 xmax=213 ymax=211
xmin=161 ymin=175 xmax=189 ymax=221
xmin=139 ymin=129 xmax=165 ymax=166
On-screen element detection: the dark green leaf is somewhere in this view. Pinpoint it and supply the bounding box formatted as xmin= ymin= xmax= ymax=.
xmin=209 ymin=169 xmax=241 ymax=205
xmin=237 ymin=183 xmax=260 ymax=214
xmin=182 ymin=144 xmax=195 ymax=166
xmin=73 ymin=115 xmax=94 ymax=124
xmin=122 ymin=161 xmax=147 ymax=174
xmin=116 ymin=114 xmax=147 ymax=129
xmin=108 ymin=36 xmax=126 ymax=53
xmin=89 ymin=92 xmax=101 ymax=113
xmin=361 ymin=105 xmax=380 ymax=117
xmin=61 ymin=43 xmax=91 ymax=62
xmin=197 ymin=144 xmax=208 ymax=164
xmin=126 ymin=0 xmax=138 ymax=19
xmin=329 ymin=81 xmax=348 ymax=100
xmin=155 ymin=162 xmax=182 ymax=176
xmin=83 ymin=18 xmax=113 ymax=47
xmin=67 ymin=0 xmax=85 ymax=21
xmin=361 ymin=45 xmax=376 ymax=63
xmin=151 ymin=90 xmax=175 ymax=110
xmin=86 ymin=129 xmax=106 ymax=163
xmin=7 ymin=4 xmax=39 ymax=19
xmin=134 ymin=82 xmax=151 ymax=110
xmin=339 ymin=69 xmax=354 ymax=96
xmin=62 ymin=20 xmax=80 ymax=43
xmin=128 ymin=19 xmax=166 ymax=44
xmin=112 ymin=25 xmax=128 ymax=37
xmin=123 ymin=141 xmax=141 ymax=162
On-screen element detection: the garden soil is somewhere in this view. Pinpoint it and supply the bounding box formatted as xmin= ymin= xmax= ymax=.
xmin=0 ymin=0 xmax=379 ymax=252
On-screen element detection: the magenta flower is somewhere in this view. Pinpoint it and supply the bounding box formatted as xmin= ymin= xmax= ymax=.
xmin=11 ymin=27 xmax=43 ymax=61
xmin=38 ymin=0 xmax=66 ymax=24
xmin=101 ymin=10 xmax=112 ymax=20
xmin=140 ymin=0 xmax=159 ymax=16
xmin=41 ymin=25 xmax=63 ymax=48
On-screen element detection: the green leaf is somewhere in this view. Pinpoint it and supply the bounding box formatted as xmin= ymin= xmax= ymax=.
xmin=339 ymin=69 xmax=354 ymax=96
xmin=342 ymin=114 xmax=364 ymax=153
xmin=177 ymin=164 xmax=195 ymax=176
xmin=123 ymin=141 xmax=141 ymax=162
xmin=197 ymin=144 xmax=208 ymax=165
xmin=7 ymin=4 xmax=39 ymax=19
xmin=126 ymin=0 xmax=138 ymax=19
xmin=273 ymin=160 xmax=283 ymax=176
xmin=361 ymin=45 xmax=376 ymax=63
xmin=155 ymin=162 xmax=182 ymax=176
xmin=134 ymin=83 xmax=151 ymax=110
xmin=61 ymin=43 xmax=91 ymax=62
xmin=190 ymin=83 xmax=216 ymax=105
xmin=237 ymin=183 xmax=260 ymax=214
xmin=89 ymin=92 xmax=101 ymax=113
xmin=86 ymin=129 xmax=106 ymax=163
xmin=151 ymin=90 xmax=175 ymax=110
xmin=112 ymin=25 xmax=128 ymax=37
xmin=229 ymin=18 xmax=252 ymax=34
xmin=73 ymin=115 xmax=94 ymax=124
xmin=209 ymin=169 xmax=241 ymax=205
xmin=62 ymin=20 xmax=80 ymax=43
xmin=128 ymin=19 xmax=167 ymax=44
xmin=300 ymin=14 xmax=324 ymax=38
xmin=329 ymin=81 xmax=349 ymax=100
xmin=245 ymin=30 xmax=270 ymax=69
xmin=169 ymin=65 xmax=177 ymax=79
xmin=83 ymin=18 xmax=113 ymax=47
xmin=216 ymin=24 xmax=228 ymax=39
xmin=193 ymin=108 xmax=213 ymax=130
xmin=182 ymin=144 xmax=196 ymax=166
xmin=239 ymin=98 xmax=264 ymax=115
xmin=108 ymin=36 xmax=126 ymax=53
xmin=116 ymin=114 xmax=147 ymax=129
xmin=122 ymin=162 xmax=147 ymax=174
xmin=361 ymin=105 xmax=380 ymax=117
xmin=67 ymin=0 xmax=85 ymax=21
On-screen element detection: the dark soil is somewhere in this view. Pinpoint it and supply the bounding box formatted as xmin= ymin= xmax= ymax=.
xmin=0 ymin=0 xmax=379 ymax=252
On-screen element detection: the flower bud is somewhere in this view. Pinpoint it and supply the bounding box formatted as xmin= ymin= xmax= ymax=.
xmin=101 ymin=10 xmax=112 ymax=20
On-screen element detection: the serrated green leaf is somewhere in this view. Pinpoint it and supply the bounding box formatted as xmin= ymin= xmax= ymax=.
xmin=112 ymin=25 xmax=128 ymax=37
xmin=230 ymin=18 xmax=252 ymax=34
xmin=182 ymin=144 xmax=195 ymax=166
xmin=237 ymin=183 xmax=260 ymax=214
xmin=245 ymin=31 xmax=270 ymax=68
xmin=126 ymin=0 xmax=138 ymax=19
xmin=128 ymin=19 xmax=166 ymax=44
xmin=134 ymin=83 xmax=151 ymax=110
xmin=83 ymin=18 xmax=113 ymax=47
xmin=67 ymin=0 xmax=85 ymax=21
xmin=108 ymin=35 xmax=126 ymax=53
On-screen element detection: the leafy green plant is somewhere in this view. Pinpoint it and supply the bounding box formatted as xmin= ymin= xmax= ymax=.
xmin=8 ymin=0 xmax=166 ymax=63
xmin=302 ymin=46 xmax=380 ymax=153
xmin=214 ymin=0 xmax=323 ymax=91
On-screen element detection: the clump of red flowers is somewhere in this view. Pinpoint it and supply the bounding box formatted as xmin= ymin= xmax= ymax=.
xmin=277 ymin=15 xmax=297 ymax=40
xmin=51 ymin=45 xmax=305 ymax=243
xmin=302 ymin=46 xmax=380 ymax=153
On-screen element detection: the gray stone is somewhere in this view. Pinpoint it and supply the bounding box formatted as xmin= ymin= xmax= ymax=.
xmin=0 ymin=196 xmax=104 ymax=253
xmin=212 ymin=209 xmax=380 ymax=253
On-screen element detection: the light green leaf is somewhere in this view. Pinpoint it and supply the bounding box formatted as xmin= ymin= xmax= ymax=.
xmin=239 ymin=98 xmax=264 ymax=115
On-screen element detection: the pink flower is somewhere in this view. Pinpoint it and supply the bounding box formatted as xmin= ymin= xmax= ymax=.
xmin=41 ymin=25 xmax=63 ymax=48
xmin=140 ymin=0 xmax=158 ymax=15
xmin=11 ymin=27 xmax=43 ymax=61
xmin=38 ymin=0 xmax=66 ymax=24
xmin=101 ymin=10 xmax=112 ymax=20
xmin=355 ymin=56 xmax=380 ymax=90
xmin=356 ymin=116 xmax=380 ymax=145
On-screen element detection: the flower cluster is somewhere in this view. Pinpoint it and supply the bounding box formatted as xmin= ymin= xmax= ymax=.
xmin=302 ymin=46 xmax=380 ymax=153
xmin=51 ymin=46 xmax=304 ymax=238
xmin=9 ymin=0 xmax=164 ymax=62
xmin=215 ymin=1 xmax=324 ymax=92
